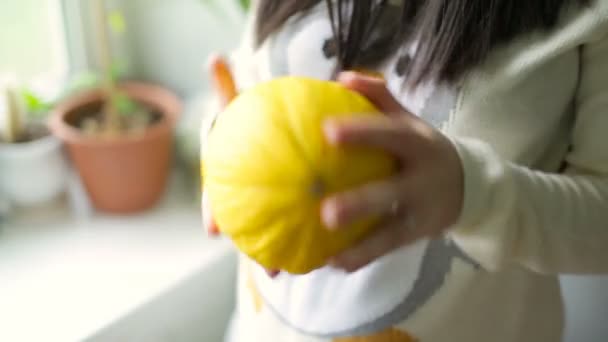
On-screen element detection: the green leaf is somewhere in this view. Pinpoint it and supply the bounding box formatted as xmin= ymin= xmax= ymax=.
xmin=238 ymin=0 xmax=250 ymax=10
xmin=109 ymin=61 xmax=127 ymax=82
xmin=111 ymin=92 xmax=139 ymax=116
xmin=108 ymin=10 xmax=126 ymax=35
xmin=20 ymin=88 xmax=53 ymax=118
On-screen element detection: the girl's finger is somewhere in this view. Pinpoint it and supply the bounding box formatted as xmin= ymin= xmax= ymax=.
xmin=329 ymin=215 xmax=418 ymax=273
xmin=202 ymin=192 xmax=220 ymax=236
xmin=266 ymin=269 xmax=281 ymax=278
xmin=321 ymin=176 xmax=406 ymax=230
xmin=324 ymin=116 xmax=411 ymax=158
xmin=207 ymin=216 xmax=220 ymax=236
xmin=207 ymin=53 xmax=238 ymax=107
xmin=337 ymin=71 xmax=407 ymax=116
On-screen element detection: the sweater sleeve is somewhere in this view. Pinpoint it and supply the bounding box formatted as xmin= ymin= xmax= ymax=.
xmin=449 ymin=31 xmax=608 ymax=275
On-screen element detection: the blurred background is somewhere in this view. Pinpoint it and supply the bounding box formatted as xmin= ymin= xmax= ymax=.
xmin=0 ymin=0 xmax=243 ymax=341
xmin=0 ymin=1 xmax=606 ymax=341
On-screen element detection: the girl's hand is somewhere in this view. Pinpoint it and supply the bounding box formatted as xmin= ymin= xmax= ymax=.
xmin=204 ymin=67 xmax=464 ymax=275
xmin=322 ymin=71 xmax=465 ymax=273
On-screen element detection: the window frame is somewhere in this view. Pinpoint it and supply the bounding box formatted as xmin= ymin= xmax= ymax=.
xmin=0 ymin=0 xmax=72 ymax=94
xmin=60 ymin=0 xmax=94 ymax=73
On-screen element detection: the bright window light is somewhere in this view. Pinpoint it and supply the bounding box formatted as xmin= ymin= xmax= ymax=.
xmin=0 ymin=0 xmax=68 ymax=87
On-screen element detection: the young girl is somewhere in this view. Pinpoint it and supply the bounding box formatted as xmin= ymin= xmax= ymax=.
xmin=203 ymin=0 xmax=608 ymax=341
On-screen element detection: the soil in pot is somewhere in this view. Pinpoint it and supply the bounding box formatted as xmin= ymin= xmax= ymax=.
xmin=64 ymin=99 xmax=163 ymax=136
xmin=0 ymin=122 xmax=49 ymax=144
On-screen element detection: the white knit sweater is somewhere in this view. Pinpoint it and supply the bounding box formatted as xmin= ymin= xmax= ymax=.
xmin=204 ymin=1 xmax=608 ymax=341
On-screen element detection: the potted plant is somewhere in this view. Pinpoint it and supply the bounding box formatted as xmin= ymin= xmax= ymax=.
xmin=49 ymin=0 xmax=181 ymax=213
xmin=0 ymin=82 xmax=69 ymax=208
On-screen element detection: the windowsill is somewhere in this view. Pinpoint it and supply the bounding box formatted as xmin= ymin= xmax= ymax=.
xmin=0 ymin=172 xmax=235 ymax=342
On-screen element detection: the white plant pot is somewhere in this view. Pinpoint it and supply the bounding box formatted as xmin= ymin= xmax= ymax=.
xmin=0 ymin=135 xmax=68 ymax=207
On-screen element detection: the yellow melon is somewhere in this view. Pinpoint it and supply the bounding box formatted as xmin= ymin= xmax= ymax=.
xmin=203 ymin=77 xmax=395 ymax=274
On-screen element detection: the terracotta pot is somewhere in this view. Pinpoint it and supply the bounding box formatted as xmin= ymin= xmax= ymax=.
xmin=49 ymin=82 xmax=181 ymax=213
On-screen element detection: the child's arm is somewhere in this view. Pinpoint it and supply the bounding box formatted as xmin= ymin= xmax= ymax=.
xmin=450 ymin=30 xmax=608 ymax=274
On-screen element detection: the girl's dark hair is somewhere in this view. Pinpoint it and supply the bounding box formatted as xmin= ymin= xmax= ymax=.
xmin=255 ymin=0 xmax=588 ymax=86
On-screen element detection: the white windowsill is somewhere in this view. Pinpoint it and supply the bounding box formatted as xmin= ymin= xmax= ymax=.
xmin=0 ymin=173 xmax=234 ymax=342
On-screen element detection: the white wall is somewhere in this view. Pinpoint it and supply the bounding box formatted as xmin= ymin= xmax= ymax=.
xmin=123 ymin=0 xmax=245 ymax=97
xmin=562 ymin=276 xmax=608 ymax=342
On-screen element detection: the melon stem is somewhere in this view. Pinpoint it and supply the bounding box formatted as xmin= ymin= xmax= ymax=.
xmin=310 ymin=177 xmax=326 ymax=197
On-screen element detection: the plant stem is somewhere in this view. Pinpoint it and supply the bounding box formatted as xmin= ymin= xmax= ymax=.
xmin=93 ymin=0 xmax=120 ymax=136
xmin=3 ymin=87 xmax=23 ymax=143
